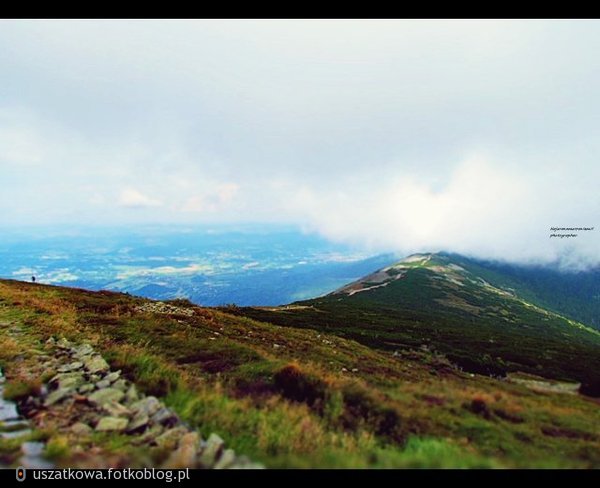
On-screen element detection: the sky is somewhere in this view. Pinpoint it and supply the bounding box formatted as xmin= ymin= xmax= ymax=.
xmin=0 ymin=19 xmax=598 ymax=267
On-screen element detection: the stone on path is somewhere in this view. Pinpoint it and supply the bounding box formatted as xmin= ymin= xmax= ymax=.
xmin=101 ymin=401 xmax=131 ymax=418
xmin=104 ymin=371 xmax=120 ymax=383
xmin=126 ymin=413 xmax=149 ymax=434
xmin=214 ymin=448 xmax=236 ymax=469
xmin=112 ymin=380 xmax=128 ymax=392
xmin=78 ymin=384 xmax=94 ymax=394
xmin=199 ymin=433 xmax=224 ymax=468
xmin=136 ymin=424 xmax=165 ymax=445
xmin=124 ymin=385 xmax=139 ymax=403
xmin=87 ymin=388 xmax=125 ymax=407
xmin=151 ymin=407 xmax=178 ymax=427
xmin=72 ymin=344 xmax=94 ymax=358
xmin=44 ymin=388 xmax=72 ymax=407
xmin=57 ymin=362 xmax=83 ymax=373
xmin=51 ymin=372 xmax=85 ymax=391
xmin=95 ymin=416 xmax=128 ymax=432
xmin=154 ymin=426 xmax=189 ymax=449
xmin=130 ymin=396 xmax=161 ymax=417
xmin=83 ymin=355 xmax=110 ymax=374
xmin=164 ymin=432 xmax=199 ymax=468
xmin=95 ymin=379 xmax=111 ymax=389
xmin=70 ymin=422 xmax=93 ymax=436
xmin=3 ymin=335 xmax=258 ymax=469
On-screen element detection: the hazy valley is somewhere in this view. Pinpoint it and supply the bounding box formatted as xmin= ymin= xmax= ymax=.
xmin=1 ymin=243 xmax=599 ymax=469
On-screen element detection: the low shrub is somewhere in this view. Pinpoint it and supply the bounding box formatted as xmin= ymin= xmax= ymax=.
xmin=273 ymin=363 xmax=329 ymax=411
xmin=579 ymin=378 xmax=600 ymax=398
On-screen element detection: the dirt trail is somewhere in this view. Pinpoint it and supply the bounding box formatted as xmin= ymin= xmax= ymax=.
xmin=507 ymin=375 xmax=581 ymax=395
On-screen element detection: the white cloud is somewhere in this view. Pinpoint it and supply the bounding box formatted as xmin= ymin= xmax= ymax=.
xmin=287 ymin=154 xmax=599 ymax=267
xmin=181 ymin=183 xmax=239 ymax=213
xmin=118 ymin=188 xmax=162 ymax=208
xmin=0 ymin=20 xmax=598 ymax=267
xmin=216 ymin=183 xmax=239 ymax=202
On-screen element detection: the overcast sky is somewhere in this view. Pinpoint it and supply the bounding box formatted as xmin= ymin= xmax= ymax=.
xmin=0 ymin=20 xmax=598 ymax=266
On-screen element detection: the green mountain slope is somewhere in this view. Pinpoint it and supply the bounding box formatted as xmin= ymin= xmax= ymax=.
xmin=231 ymin=253 xmax=600 ymax=386
xmin=1 ymin=278 xmax=599 ymax=468
xmin=438 ymin=253 xmax=600 ymax=330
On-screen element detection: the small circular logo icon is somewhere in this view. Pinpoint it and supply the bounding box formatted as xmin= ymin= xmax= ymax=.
xmin=16 ymin=466 xmax=26 ymax=482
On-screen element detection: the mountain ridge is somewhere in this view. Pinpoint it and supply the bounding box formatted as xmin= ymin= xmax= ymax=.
xmin=231 ymin=252 xmax=600 ymax=387
xmin=330 ymin=252 xmax=599 ymax=336
xmin=435 ymin=252 xmax=600 ymax=330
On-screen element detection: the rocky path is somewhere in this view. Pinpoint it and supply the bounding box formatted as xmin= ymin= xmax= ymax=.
xmin=0 ymin=367 xmax=53 ymax=468
xmin=0 ymin=323 xmax=262 ymax=469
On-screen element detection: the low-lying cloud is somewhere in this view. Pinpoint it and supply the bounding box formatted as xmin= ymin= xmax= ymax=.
xmin=287 ymin=154 xmax=599 ymax=269
xmin=118 ymin=188 xmax=162 ymax=208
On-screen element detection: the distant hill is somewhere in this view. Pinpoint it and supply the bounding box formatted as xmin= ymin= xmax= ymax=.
xmin=231 ymin=253 xmax=600 ymax=386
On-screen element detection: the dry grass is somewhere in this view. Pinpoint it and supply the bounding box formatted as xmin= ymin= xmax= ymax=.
xmin=1 ymin=279 xmax=599 ymax=468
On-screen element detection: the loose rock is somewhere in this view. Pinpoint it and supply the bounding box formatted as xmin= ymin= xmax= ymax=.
xmin=151 ymin=407 xmax=178 ymax=427
xmin=88 ymin=388 xmax=125 ymax=407
xmin=73 ymin=344 xmax=94 ymax=358
xmin=104 ymin=371 xmax=120 ymax=383
xmin=83 ymin=355 xmax=110 ymax=374
xmin=96 ymin=379 xmax=111 ymax=390
xmin=44 ymin=388 xmax=72 ymax=407
xmin=154 ymin=426 xmax=189 ymax=449
xmin=96 ymin=416 xmax=129 ymax=432
xmin=164 ymin=432 xmax=199 ymax=468
xmin=199 ymin=433 xmax=224 ymax=468
xmin=112 ymin=380 xmax=128 ymax=392
xmin=130 ymin=396 xmax=161 ymax=417
xmin=126 ymin=413 xmax=149 ymax=434
xmin=70 ymin=422 xmax=93 ymax=436
xmin=124 ymin=385 xmax=139 ymax=403
xmin=214 ymin=448 xmax=236 ymax=469
xmin=101 ymin=401 xmax=130 ymax=418
xmin=4 ymin=333 xmax=261 ymax=469
xmin=78 ymin=384 xmax=95 ymax=394
xmin=57 ymin=362 xmax=83 ymax=373
xmin=51 ymin=372 xmax=85 ymax=391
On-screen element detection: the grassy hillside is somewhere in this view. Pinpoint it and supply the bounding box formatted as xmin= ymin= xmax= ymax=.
xmin=440 ymin=253 xmax=600 ymax=331
xmin=1 ymin=278 xmax=599 ymax=468
xmin=231 ymin=254 xmax=600 ymax=386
